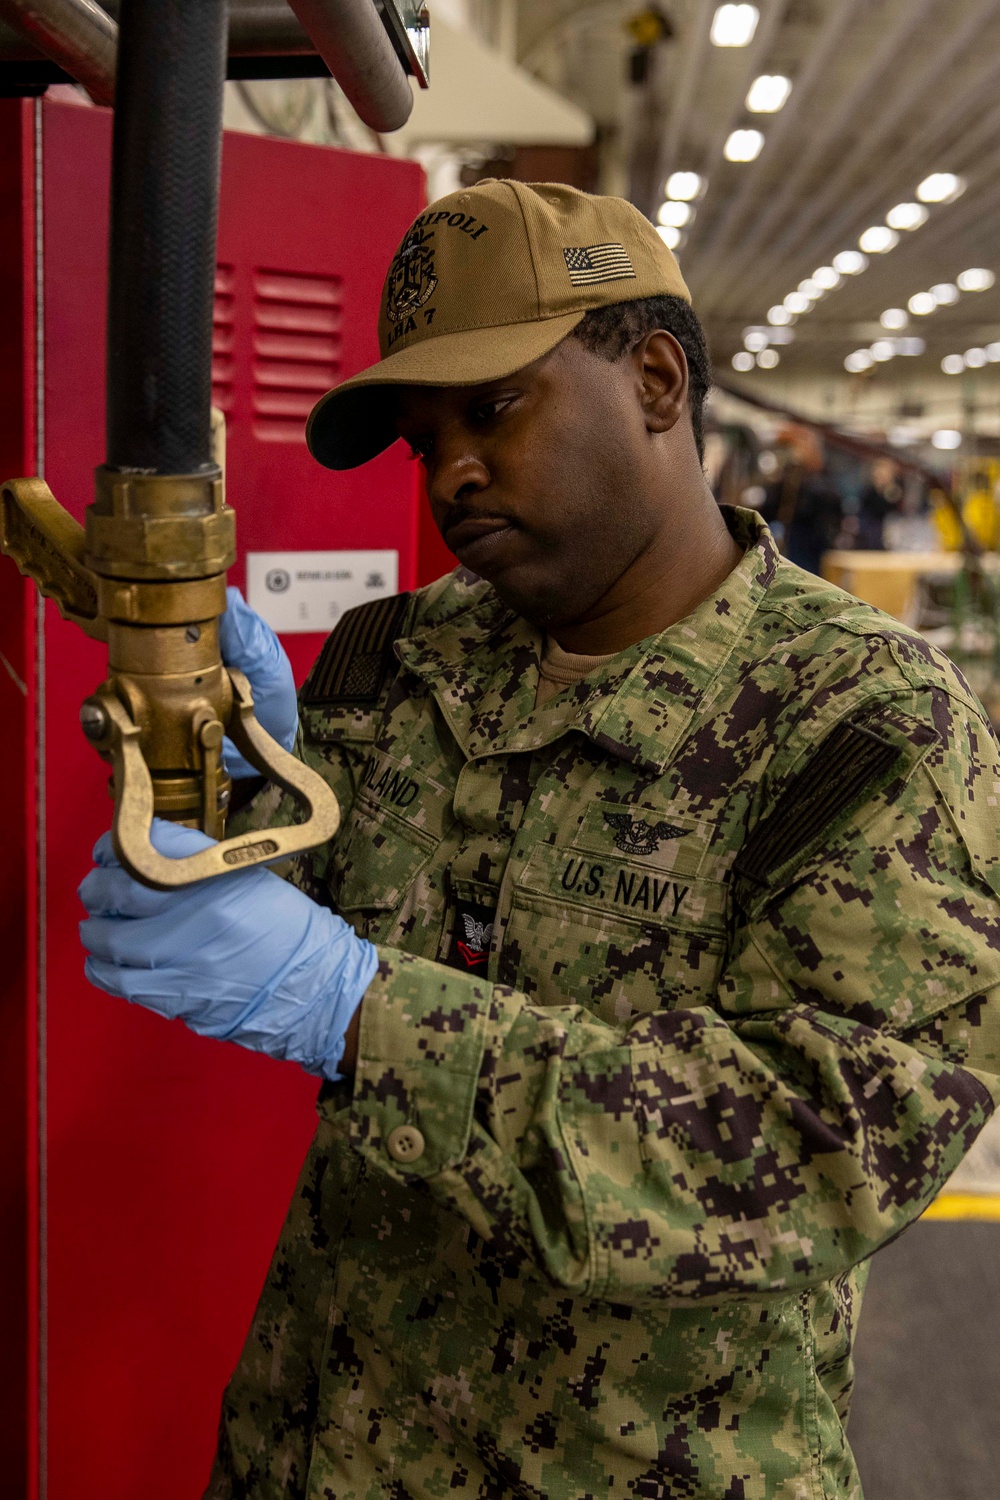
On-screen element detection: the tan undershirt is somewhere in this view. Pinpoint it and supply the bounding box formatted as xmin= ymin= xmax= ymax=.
xmin=535 ymin=635 xmax=621 ymax=708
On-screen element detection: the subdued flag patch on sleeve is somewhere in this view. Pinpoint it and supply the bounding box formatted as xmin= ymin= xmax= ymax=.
xmin=562 ymin=243 xmax=637 ymax=285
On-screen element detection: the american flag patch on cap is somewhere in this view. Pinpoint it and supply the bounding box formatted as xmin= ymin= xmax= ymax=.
xmin=563 ymin=243 xmax=636 ymax=286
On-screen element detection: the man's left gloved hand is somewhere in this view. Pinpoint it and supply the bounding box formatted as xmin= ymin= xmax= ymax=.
xmin=78 ymin=820 xmax=378 ymax=1080
xmin=219 ymin=586 xmax=298 ymax=779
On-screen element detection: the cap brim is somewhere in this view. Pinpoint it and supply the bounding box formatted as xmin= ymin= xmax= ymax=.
xmin=306 ymin=311 xmax=586 ymax=470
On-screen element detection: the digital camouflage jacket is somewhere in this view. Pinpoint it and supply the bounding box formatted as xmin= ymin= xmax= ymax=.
xmin=206 ymin=509 xmax=1000 ymax=1500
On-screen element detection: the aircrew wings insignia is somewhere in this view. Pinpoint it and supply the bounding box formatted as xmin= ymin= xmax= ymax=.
xmin=604 ymin=812 xmax=691 ymax=856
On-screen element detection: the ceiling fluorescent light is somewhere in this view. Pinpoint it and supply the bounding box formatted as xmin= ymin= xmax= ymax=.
xmin=665 ymin=171 xmax=702 ymax=201
xmin=657 ymin=200 xmax=692 ymax=227
xmin=783 ymin=291 xmax=812 ymax=314
xmin=711 ymin=5 xmax=759 ymax=48
xmin=858 ymin=226 xmax=899 ymax=254
xmin=724 ymin=129 xmax=764 ymax=162
xmin=917 ymin=173 xmax=965 ymax=204
xmin=957 ymin=268 xmax=995 ymax=292
xmin=746 ymin=75 xmax=792 ymax=113
xmin=886 ymin=202 xmax=928 ymax=231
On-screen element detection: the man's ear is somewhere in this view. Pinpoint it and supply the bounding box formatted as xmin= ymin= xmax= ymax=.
xmin=635 ymin=330 xmax=689 ymax=434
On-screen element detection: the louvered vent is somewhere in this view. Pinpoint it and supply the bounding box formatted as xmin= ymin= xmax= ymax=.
xmin=252 ymin=269 xmax=342 ymax=442
xmin=212 ymin=264 xmax=235 ymax=414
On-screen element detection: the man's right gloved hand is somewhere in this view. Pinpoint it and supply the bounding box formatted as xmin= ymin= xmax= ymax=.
xmin=219 ymin=586 xmax=299 ymax=779
xmin=79 ymin=820 xmax=378 ymax=1080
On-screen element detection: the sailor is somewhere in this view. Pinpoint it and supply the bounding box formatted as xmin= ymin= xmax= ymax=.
xmin=80 ymin=181 xmax=1000 ymax=1499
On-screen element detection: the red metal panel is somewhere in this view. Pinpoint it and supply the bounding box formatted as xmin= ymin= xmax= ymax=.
xmin=0 ymin=96 xmax=38 ymax=1500
xmin=32 ymin=98 xmax=423 ymax=1500
xmin=216 ymin=127 xmax=423 ymax=681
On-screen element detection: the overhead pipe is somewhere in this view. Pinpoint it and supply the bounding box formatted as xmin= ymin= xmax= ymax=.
xmin=0 ymin=0 xmax=414 ymax=132
xmin=100 ymin=0 xmax=316 ymax=55
xmin=285 ymin=0 xmax=413 ymax=131
xmin=227 ymin=0 xmax=315 ymax=55
xmin=0 ymin=17 xmax=52 ymax=56
xmin=713 ymin=377 xmax=955 ymax=491
xmin=0 ymin=0 xmax=115 ymax=104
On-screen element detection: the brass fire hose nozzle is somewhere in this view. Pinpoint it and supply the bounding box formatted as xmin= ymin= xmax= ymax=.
xmin=1 ymin=471 xmax=340 ymax=889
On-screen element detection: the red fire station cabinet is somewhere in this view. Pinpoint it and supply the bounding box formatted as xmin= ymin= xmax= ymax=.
xmin=0 ymin=94 xmax=441 ymax=1499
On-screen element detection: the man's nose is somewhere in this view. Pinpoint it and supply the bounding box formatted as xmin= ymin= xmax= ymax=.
xmin=426 ymin=435 xmax=490 ymax=510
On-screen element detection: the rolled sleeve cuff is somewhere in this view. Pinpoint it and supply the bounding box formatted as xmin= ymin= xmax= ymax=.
xmin=350 ymin=949 xmax=492 ymax=1180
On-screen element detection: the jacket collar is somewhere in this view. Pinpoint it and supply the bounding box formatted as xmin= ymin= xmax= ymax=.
xmin=395 ymin=508 xmax=779 ymax=773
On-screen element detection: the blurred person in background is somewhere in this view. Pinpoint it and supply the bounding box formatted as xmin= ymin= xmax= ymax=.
xmin=856 ymin=457 xmax=903 ymax=551
xmin=763 ymin=425 xmax=843 ymax=574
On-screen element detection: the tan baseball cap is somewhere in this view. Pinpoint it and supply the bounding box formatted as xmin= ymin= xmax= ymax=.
xmin=307 ymin=179 xmax=690 ymax=470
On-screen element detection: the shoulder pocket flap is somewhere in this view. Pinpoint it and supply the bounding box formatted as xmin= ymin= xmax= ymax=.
xmin=734 ymin=712 xmax=935 ymax=890
xmin=300 ymin=699 xmax=379 ymax=747
xmin=302 ymin=593 xmax=410 ymax=709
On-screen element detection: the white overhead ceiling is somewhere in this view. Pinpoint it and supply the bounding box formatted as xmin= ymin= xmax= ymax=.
xmin=513 ymin=0 xmax=1000 ymax=383
xmin=395 ymin=15 xmax=593 ymax=149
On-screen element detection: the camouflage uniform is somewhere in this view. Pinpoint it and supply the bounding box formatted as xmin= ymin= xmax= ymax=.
xmin=206 ymin=508 xmax=1000 ymax=1500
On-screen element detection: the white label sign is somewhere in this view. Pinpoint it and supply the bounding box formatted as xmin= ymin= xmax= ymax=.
xmin=246 ymin=550 xmax=399 ymax=634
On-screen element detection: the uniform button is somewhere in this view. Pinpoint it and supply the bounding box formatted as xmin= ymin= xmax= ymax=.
xmin=386 ymin=1125 xmax=425 ymax=1164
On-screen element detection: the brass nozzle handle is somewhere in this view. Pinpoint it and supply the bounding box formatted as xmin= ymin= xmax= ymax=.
xmin=0 ymin=478 xmax=106 ymax=640
xmin=2 ymin=472 xmax=341 ymax=888
xmin=100 ymin=670 xmax=340 ymax=889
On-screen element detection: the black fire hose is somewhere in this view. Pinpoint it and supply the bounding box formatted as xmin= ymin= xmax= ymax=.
xmin=105 ymin=0 xmax=227 ymax=474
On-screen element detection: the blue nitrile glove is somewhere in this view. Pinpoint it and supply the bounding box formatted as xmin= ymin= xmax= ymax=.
xmin=219 ymin=586 xmax=298 ymax=778
xmin=78 ymin=820 xmax=378 ymax=1080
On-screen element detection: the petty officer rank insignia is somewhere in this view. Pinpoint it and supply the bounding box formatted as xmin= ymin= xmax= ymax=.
xmin=447 ymin=901 xmax=496 ymax=972
xmin=302 ymin=593 xmax=411 ymax=707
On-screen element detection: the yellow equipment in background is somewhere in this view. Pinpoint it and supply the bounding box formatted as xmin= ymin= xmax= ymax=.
xmin=933 ymin=459 xmax=1000 ymax=552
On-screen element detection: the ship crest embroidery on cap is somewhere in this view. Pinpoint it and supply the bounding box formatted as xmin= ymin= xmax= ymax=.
xmin=386 ymin=225 xmax=439 ymax=324
xmin=563 ymin=243 xmax=636 ymax=286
